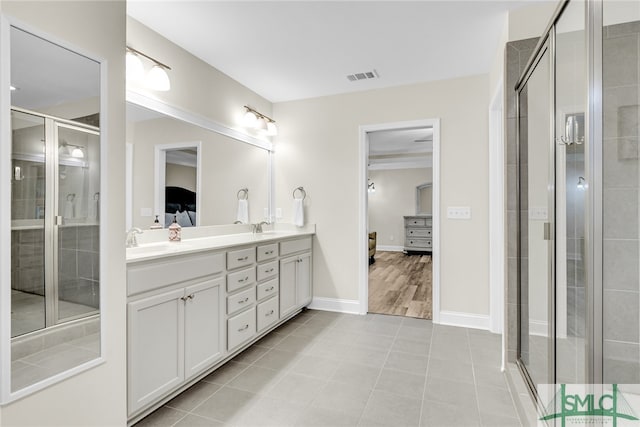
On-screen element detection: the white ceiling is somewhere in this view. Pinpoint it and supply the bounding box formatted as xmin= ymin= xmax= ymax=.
xmin=127 ymin=0 xmax=539 ymax=103
xmin=368 ymin=127 xmax=433 ymax=170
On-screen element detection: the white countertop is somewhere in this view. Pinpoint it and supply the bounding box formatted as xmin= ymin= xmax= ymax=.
xmin=126 ymin=224 xmax=315 ymax=263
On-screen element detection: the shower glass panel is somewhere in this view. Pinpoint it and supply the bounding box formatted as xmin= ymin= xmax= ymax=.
xmin=11 ymin=110 xmax=46 ymax=337
xmin=518 ymin=45 xmax=554 ymax=391
xmin=554 ymin=0 xmax=587 ymax=384
xmin=56 ymin=124 xmax=100 ymax=323
xmin=602 ymin=2 xmax=640 ymax=385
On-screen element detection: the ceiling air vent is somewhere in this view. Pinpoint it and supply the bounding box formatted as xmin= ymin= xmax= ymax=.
xmin=347 ymin=69 xmax=379 ymax=82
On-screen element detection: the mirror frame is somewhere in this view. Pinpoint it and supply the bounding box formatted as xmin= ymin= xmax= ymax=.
xmin=415 ymin=182 xmax=433 ymax=215
xmin=0 ymin=16 xmax=107 ymax=403
xmin=125 ymin=91 xmax=275 ymax=228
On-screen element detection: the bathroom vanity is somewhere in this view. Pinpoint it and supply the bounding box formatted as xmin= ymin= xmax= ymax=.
xmin=125 ymin=228 xmax=313 ymax=422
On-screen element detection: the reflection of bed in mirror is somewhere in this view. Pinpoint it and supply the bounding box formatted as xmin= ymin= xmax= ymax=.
xmin=165 ymin=186 xmax=196 ymax=227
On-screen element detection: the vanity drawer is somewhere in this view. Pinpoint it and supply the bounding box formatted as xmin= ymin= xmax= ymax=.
xmin=404 ymin=217 xmax=426 ymax=227
xmin=257 ymin=260 xmax=278 ymax=282
xmin=256 ymin=296 xmax=279 ymax=332
xmin=227 ymin=307 xmax=256 ymax=351
xmin=128 ymin=252 xmax=224 ymax=296
xmin=256 ymin=278 xmax=278 ymax=301
xmin=280 ymin=237 xmax=312 ymax=256
xmin=406 ymin=228 xmax=431 ymax=238
xmin=227 ymin=267 xmax=256 ymax=293
xmin=227 ymin=287 xmax=256 ymax=315
xmin=227 ymin=247 xmax=256 ymax=270
xmin=405 ymin=238 xmax=432 ymax=249
xmin=257 ymin=243 xmax=278 ymax=262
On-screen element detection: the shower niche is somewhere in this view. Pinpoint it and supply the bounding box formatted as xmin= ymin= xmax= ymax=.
xmin=2 ymin=24 xmax=103 ymax=399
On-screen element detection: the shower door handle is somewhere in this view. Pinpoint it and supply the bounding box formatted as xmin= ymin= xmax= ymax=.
xmin=544 ymin=222 xmax=552 ymax=241
xmin=55 ymin=215 xmax=63 ymax=226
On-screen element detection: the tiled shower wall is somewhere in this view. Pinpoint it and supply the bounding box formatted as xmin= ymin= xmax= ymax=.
xmin=602 ymin=20 xmax=640 ymax=383
xmin=505 ymin=37 xmax=540 ymax=363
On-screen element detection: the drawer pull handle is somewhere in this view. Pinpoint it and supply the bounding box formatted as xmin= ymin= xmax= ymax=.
xmin=239 ymin=297 xmax=249 ymax=304
xmin=410 ymin=231 xmax=414 ymax=234
xmin=266 ymin=286 xmax=275 ymax=292
xmin=238 ymin=324 xmax=250 ymax=332
xmin=266 ymin=310 xmax=274 ymax=317
xmin=265 ymin=268 xmax=274 ymax=273
xmin=265 ymin=250 xmax=274 ymax=255
xmin=238 ymin=276 xmax=249 ymax=283
xmin=237 ymin=256 xmax=249 ymax=261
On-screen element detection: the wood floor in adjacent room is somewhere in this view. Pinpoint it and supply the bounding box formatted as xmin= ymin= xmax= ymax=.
xmin=368 ymin=251 xmax=432 ymax=319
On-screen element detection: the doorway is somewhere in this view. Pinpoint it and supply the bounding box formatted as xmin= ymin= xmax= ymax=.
xmin=358 ymin=119 xmax=440 ymax=321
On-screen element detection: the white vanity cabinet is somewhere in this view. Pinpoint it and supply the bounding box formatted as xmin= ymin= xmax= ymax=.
xmin=279 ymin=237 xmax=312 ymax=318
xmin=127 ymin=252 xmax=225 ymax=415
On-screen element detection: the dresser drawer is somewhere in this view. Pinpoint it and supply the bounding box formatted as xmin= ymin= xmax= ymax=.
xmin=256 ymin=296 xmax=279 ymax=332
xmin=405 ymin=238 xmax=432 ymax=249
xmin=227 ymin=267 xmax=256 ymax=292
xmin=404 ymin=217 xmax=426 ymax=227
xmin=257 ymin=260 xmax=278 ymax=282
xmin=406 ymin=228 xmax=431 ymax=238
xmin=257 ymin=243 xmax=278 ymax=262
xmin=227 ymin=287 xmax=255 ymax=315
xmin=227 ymin=247 xmax=256 ymax=270
xmin=256 ymin=278 xmax=278 ymax=301
xmin=228 ymin=307 xmax=256 ymax=351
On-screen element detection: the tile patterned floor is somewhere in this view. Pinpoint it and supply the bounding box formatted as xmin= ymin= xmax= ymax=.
xmin=135 ymin=309 xmax=522 ymax=427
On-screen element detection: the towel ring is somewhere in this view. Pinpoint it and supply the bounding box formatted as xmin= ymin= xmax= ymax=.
xmin=237 ymin=188 xmax=249 ymax=200
xmin=293 ymin=186 xmax=306 ymax=200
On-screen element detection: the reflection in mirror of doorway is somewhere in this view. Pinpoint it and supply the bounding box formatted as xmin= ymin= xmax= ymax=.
xmin=367 ymin=127 xmax=433 ymax=319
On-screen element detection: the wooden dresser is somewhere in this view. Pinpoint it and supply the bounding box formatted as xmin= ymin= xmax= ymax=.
xmin=403 ymin=215 xmax=432 ymax=254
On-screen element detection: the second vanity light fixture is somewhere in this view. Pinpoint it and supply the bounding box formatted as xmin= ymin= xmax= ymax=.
xmin=126 ymin=46 xmax=171 ymax=91
xmin=242 ymin=106 xmax=278 ymax=136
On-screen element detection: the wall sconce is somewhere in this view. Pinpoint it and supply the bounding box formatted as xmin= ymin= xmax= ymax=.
xmin=126 ymin=46 xmax=171 ymax=91
xmin=59 ymin=141 xmax=84 ymax=158
xmin=577 ymin=176 xmax=587 ymax=190
xmin=368 ymin=179 xmax=376 ymax=193
xmin=242 ymin=106 xmax=278 ymax=136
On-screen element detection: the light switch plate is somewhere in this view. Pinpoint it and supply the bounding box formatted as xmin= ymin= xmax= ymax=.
xmin=140 ymin=207 xmax=153 ymax=217
xmin=529 ymin=207 xmax=548 ymax=220
xmin=447 ymin=206 xmax=471 ymax=219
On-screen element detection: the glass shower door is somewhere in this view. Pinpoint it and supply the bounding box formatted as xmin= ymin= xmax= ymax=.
xmin=518 ymin=43 xmax=554 ymax=393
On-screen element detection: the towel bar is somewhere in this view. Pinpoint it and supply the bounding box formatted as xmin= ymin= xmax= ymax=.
xmin=237 ymin=188 xmax=249 ymax=200
xmin=293 ymin=186 xmax=306 ymax=200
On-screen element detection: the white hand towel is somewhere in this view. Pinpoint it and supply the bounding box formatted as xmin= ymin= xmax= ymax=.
xmin=63 ymin=200 xmax=74 ymax=219
xmin=236 ymin=199 xmax=249 ymax=224
xmin=292 ymin=198 xmax=304 ymax=227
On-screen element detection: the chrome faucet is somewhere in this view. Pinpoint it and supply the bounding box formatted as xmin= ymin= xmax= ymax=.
xmin=126 ymin=227 xmax=143 ymax=248
xmin=253 ymin=221 xmax=270 ymax=233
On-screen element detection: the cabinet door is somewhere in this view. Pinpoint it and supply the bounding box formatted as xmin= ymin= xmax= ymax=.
xmin=297 ymin=253 xmax=312 ymax=307
xmin=184 ymin=277 xmax=224 ymax=380
xmin=128 ymin=289 xmax=185 ymax=414
xmin=279 ymin=256 xmax=298 ymax=318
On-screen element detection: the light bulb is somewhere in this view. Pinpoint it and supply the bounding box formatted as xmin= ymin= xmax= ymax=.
xmin=10 ymin=85 xmax=16 ymax=91
xmin=266 ymin=122 xmax=278 ymax=136
xmin=126 ymin=51 xmax=144 ymax=81
xmin=242 ymin=110 xmax=257 ymax=127
xmin=255 ymin=116 xmax=268 ymax=132
xmin=71 ymin=147 xmax=84 ymax=158
xmin=146 ymin=65 xmax=171 ymax=91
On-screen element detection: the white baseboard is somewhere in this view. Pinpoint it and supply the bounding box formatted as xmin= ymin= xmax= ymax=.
xmin=529 ymin=320 xmax=549 ymax=337
xmin=308 ymin=297 xmax=363 ymax=315
xmin=376 ymin=245 xmax=404 ymax=252
xmin=438 ymin=310 xmax=491 ymax=331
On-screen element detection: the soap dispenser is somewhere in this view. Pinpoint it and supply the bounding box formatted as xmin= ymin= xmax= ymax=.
xmin=168 ymin=215 xmax=181 ymax=242
xmin=150 ymin=215 xmax=162 ymax=230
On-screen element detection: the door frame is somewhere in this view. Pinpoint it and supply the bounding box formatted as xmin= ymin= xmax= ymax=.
xmin=358 ymin=118 xmax=441 ymax=322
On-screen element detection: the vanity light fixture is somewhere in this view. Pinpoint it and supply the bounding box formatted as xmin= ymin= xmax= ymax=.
xmin=242 ymin=106 xmax=278 ymax=136
xmin=60 ymin=141 xmax=85 ymax=158
xmin=126 ymin=46 xmax=171 ymax=91
xmin=10 ymin=85 xmax=17 ymax=91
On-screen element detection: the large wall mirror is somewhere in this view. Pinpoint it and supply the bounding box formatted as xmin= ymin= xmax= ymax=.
xmin=126 ymin=99 xmax=272 ymax=229
xmin=5 ymin=24 xmax=103 ymax=398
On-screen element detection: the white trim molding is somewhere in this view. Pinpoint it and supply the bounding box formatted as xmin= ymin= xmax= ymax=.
xmin=308 ymin=297 xmax=362 ymax=315
xmin=358 ymin=118 xmax=441 ymax=320
xmin=439 ymin=310 xmax=491 ymax=331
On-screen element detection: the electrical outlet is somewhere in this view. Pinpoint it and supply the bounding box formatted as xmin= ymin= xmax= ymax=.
xmin=140 ymin=207 xmax=153 ymax=217
xmin=447 ymin=206 xmax=471 ymax=219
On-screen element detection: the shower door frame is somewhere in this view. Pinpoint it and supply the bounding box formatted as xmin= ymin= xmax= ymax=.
xmin=12 ymin=107 xmax=101 ymax=331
